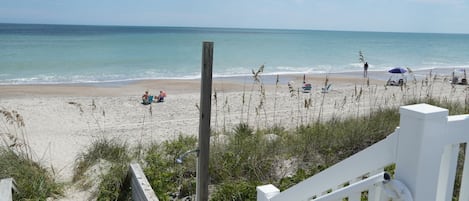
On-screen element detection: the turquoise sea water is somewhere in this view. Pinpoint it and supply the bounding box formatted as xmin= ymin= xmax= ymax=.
xmin=1 ymin=23 xmax=469 ymax=85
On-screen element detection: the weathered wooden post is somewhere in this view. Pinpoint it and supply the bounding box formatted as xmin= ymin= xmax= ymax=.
xmin=197 ymin=41 xmax=213 ymax=201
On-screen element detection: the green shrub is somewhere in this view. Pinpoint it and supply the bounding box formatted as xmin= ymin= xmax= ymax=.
xmin=0 ymin=148 xmax=62 ymax=200
xmin=277 ymin=168 xmax=309 ymax=191
xmin=97 ymin=164 xmax=129 ymax=201
xmin=163 ymin=135 xmax=197 ymax=158
xmin=210 ymin=123 xmax=278 ymax=183
xmin=144 ymin=145 xmax=177 ymax=201
xmin=144 ymin=135 xmax=198 ymax=200
xmin=210 ymin=181 xmax=259 ymax=201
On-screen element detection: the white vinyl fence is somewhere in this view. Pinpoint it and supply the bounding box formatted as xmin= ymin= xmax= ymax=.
xmin=0 ymin=178 xmax=18 ymax=201
xmin=258 ymin=104 xmax=469 ymax=201
xmin=120 ymin=163 xmax=159 ymax=201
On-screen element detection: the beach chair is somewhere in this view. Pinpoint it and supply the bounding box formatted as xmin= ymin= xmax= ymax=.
xmin=302 ymin=83 xmax=312 ymax=93
xmin=461 ymin=78 xmax=467 ymax=85
xmin=148 ymin=95 xmax=154 ymax=103
xmin=142 ymin=95 xmax=153 ymax=105
xmin=387 ymin=79 xmax=397 ymax=86
xmin=321 ymin=84 xmax=332 ymax=93
xmin=387 ymin=78 xmax=405 ymax=86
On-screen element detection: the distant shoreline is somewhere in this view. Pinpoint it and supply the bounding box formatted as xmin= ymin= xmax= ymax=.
xmin=0 ymin=67 xmax=462 ymax=88
xmin=1 ymin=67 xmax=462 ymax=98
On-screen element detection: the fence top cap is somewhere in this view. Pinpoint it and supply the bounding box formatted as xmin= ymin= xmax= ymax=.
xmin=400 ymin=103 xmax=448 ymax=119
xmin=257 ymin=184 xmax=279 ymax=191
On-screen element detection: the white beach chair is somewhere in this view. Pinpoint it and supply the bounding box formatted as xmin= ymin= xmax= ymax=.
xmin=321 ymin=84 xmax=332 ymax=93
xmin=302 ymin=83 xmax=312 ymax=93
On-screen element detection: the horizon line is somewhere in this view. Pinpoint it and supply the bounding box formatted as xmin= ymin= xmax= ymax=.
xmin=1 ymin=22 xmax=468 ymax=35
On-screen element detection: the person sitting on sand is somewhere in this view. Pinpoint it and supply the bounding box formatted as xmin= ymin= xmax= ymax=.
xmin=157 ymin=90 xmax=167 ymax=102
xmin=142 ymin=91 xmax=150 ymax=104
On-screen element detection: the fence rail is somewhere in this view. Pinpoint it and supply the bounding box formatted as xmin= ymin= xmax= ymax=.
xmin=258 ymin=104 xmax=469 ymax=201
xmin=120 ymin=163 xmax=159 ymax=201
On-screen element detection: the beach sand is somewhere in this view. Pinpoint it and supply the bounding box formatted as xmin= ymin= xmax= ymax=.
xmin=1 ymin=70 xmax=467 ymax=199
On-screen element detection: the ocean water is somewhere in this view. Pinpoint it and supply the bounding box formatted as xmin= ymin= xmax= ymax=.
xmin=1 ymin=23 xmax=469 ymax=85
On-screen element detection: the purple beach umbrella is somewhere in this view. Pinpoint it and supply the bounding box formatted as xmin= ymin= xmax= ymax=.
xmin=388 ymin=67 xmax=407 ymax=74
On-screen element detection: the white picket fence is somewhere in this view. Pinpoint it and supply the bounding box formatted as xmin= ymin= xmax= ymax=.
xmin=258 ymin=104 xmax=469 ymax=201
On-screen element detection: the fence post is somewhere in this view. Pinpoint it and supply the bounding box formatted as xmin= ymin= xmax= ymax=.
xmin=0 ymin=178 xmax=17 ymax=201
xmin=197 ymin=41 xmax=213 ymax=201
xmin=395 ymin=104 xmax=448 ymax=201
xmin=257 ymin=184 xmax=280 ymax=201
xmin=460 ymin=144 xmax=469 ymax=201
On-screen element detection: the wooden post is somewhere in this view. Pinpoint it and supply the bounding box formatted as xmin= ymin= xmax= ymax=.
xmin=197 ymin=41 xmax=213 ymax=201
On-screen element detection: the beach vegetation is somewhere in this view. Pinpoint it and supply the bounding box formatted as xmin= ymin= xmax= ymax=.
xmin=211 ymin=123 xmax=279 ymax=183
xmin=246 ymin=64 xmax=265 ymax=124
xmin=72 ymin=138 xmax=131 ymax=200
xmin=6 ymin=69 xmax=468 ymax=200
xmin=210 ymin=181 xmax=259 ymax=201
xmin=71 ymin=71 xmax=468 ymax=200
xmin=0 ymin=109 xmax=63 ymax=200
xmin=86 ymin=70 xmax=467 ymax=200
xmin=0 ymin=149 xmax=63 ymax=200
xmin=143 ymin=135 xmax=197 ymax=200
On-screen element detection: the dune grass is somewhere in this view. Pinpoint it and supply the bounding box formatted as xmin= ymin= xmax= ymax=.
xmin=0 ymin=148 xmax=62 ymax=200
xmin=72 ymin=138 xmax=132 ymax=200
xmin=0 ymin=109 xmax=63 ymax=200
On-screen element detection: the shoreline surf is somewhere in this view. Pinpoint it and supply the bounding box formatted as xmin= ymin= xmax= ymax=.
xmin=0 ymin=67 xmax=464 ymax=89
xmin=1 ymin=67 xmax=463 ymax=99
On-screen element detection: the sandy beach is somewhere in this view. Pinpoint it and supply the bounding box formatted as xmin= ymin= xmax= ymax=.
xmin=1 ymin=70 xmax=468 ymax=199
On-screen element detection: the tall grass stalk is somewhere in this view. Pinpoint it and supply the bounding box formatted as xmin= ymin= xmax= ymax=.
xmin=246 ymin=65 xmax=264 ymax=126
xmin=240 ymin=79 xmax=247 ymax=123
xmin=223 ymin=96 xmax=229 ymax=133
xmin=317 ymin=76 xmax=329 ymax=122
xmin=213 ymin=90 xmax=218 ymax=129
xmin=273 ymin=74 xmax=280 ymax=126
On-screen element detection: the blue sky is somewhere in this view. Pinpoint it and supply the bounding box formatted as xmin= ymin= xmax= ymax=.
xmin=1 ymin=0 xmax=469 ymax=33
